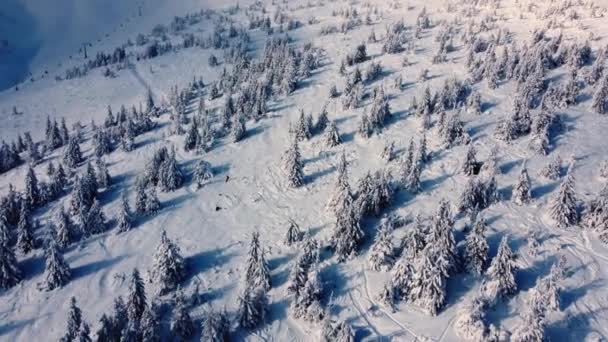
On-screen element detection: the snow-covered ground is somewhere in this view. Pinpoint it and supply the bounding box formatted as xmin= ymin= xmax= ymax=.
xmin=1 ymin=0 xmax=608 ymax=340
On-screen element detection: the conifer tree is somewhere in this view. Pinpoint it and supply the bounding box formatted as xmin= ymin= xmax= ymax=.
xmin=231 ymin=112 xmax=246 ymax=142
xmin=42 ymin=236 xmax=71 ymax=291
xmin=96 ymin=158 xmax=111 ymax=189
xmin=61 ymin=297 xmax=82 ymax=342
xmin=381 ymin=141 xmax=395 ymax=162
xmin=462 ymin=145 xmax=478 ymax=176
xmin=513 ymin=163 xmax=532 ymax=205
xmin=237 ymin=285 xmax=267 ymax=330
xmin=0 ymin=221 xmax=22 ymax=289
xmin=331 ymin=201 xmax=364 ymax=261
xmin=144 ymin=186 xmax=161 ymax=216
xmin=201 ymin=309 xmax=230 ymax=342
xmin=16 ymin=203 xmax=35 ymax=254
xmin=150 ymin=230 xmax=186 ymax=294
xmin=95 ymin=314 xmax=113 ymax=342
xmin=285 ymin=219 xmax=303 ymax=246
xmin=110 ymin=296 xmax=128 ymax=341
xmin=464 ymin=216 xmax=489 ymax=275
xmin=549 ymin=169 xmax=578 ymax=228
xmin=368 ymin=224 xmax=396 ymax=272
xmin=127 ymin=268 xmax=147 ymax=323
xmin=63 ymin=136 xmax=83 ymax=168
xmin=184 ymin=120 xmax=201 ymax=152
xmin=591 ymin=74 xmax=608 ymax=114
xmin=159 ymin=148 xmax=183 ymax=192
xmin=117 ymin=193 xmax=133 ymax=233
xmin=316 ymin=105 xmax=329 ymax=133
xmin=83 ymin=199 xmax=106 ymax=236
xmin=482 ymin=236 xmax=517 ymax=301
xmin=294 ymin=110 xmax=312 ymax=141
xmin=327 ymin=152 xmax=353 ymax=215
xmin=325 ymin=121 xmax=341 ymax=148
xmin=140 ymin=303 xmax=161 ymax=342
xmin=171 ymin=290 xmax=195 ymax=341
xmin=283 ymin=136 xmax=304 ymax=188
xmin=24 ymin=165 xmax=41 ymax=207
xmin=408 ymin=248 xmax=447 ymax=316
xmin=193 ymin=160 xmax=214 ymax=188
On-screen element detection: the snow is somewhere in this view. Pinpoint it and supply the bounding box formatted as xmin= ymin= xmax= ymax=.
xmin=2 ymin=0 xmax=608 ymax=340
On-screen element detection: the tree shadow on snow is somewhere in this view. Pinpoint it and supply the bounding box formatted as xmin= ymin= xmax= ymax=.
xmin=531 ymin=181 xmax=559 ymax=199
xmin=186 ymin=247 xmax=236 ymax=278
xmin=71 ymin=254 xmax=128 ymax=280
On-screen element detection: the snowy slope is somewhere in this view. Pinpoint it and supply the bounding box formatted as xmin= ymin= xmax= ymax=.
xmin=2 ymin=0 xmax=608 ymax=341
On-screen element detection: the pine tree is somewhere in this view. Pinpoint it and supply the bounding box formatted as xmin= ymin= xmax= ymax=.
xmin=201 ymin=309 xmax=230 ymax=342
xmin=42 ymin=236 xmax=71 ymax=291
xmin=184 ymin=119 xmax=201 ymax=152
xmin=95 ymin=314 xmax=113 ymax=342
xmin=150 ymin=230 xmax=186 ymax=294
xmin=140 ymin=303 xmax=161 ymax=342
xmin=331 ymin=201 xmax=364 ymax=261
xmin=294 ymin=110 xmax=312 ymax=141
xmin=327 ymin=152 xmax=353 ymax=215
xmin=316 ymin=105 xmax=329 ymax=133
xmin=325 ymin=121 xmax=341 ymax=148
xmin=482 ymin=236 xmax=517 ymax=301
xmin=0 ymin=221 xmax=22 ymax=289
xmin=285 ymin=219 xmax=303 ymax=246
xmin=83 ymin=199 xmax=106 ymax=236
xmin=464 ymin=216 xmax=489 ymax=275
xmin=16 ymin=203 xmax=35 ymax=254
xmin=407 ymin=157 xmax=422 ymax=194
xmin=408 ymin=248 xmax=447 ymax=316
xmin=514 ymin=163 xmax=532 ymax=205
xmin=455 ymin=296 xmax=489 ymax=341
xmin=231 ymin=112 xmax=246 ymax=142
xmin=427 ymin=199 xmax=457 ymax=275
xmin=117 ymin=193 xmax=133 ymax=233
xmin=144 ymin=186 xmax=161 ymax=215
xmin=292 ymin=266 xmax=324 ymax=322
xmin=368 ymin=224 xmax=396 ymax=272
xmin=549 ymin=169 xmax=578 ymax=228
xmin=127 ymin=268 xmax=147 ymax=323
xmin=24 ymin=165 xmax=41 ymax=207
xmin=287 ymin=255 xmax=309 ymax=298
xmin=54 ymin=208 xmax=73 ymax=248
xmin=541 ymin=154 xmax=562 ymax=180
xmin=283 ymin=136 xmax=304 ymax=188
xmin=110 ymin=296 xmax=128 ymax=341
xmin=462 ymin=145 xmax=478 ymax=176
xmin=418 ymin=134 xmax=429 ymax=164
xmin=63 ymin=136 xmax=83 ymax=168
xmin=96 ymin=158 xmax=111 ymax=189
xmin=61 ymin=297 xmax=82 ymax=342
xmin=591 ymin=74 xmax=608 ymax=114
xmin=244 ymin=232 xmax=271 ymax=292
xmin=171 ymin=290 xmax=195 ymax=341
xmin=194 ymin=160 xmax=214 ymax=188
xmin=159 ymin=148 xmax=183 ymax=192
xmin=237 ymin=286 xmax=267 ymax=329
xmin=381 ymin=141 xmax=395 ymax=162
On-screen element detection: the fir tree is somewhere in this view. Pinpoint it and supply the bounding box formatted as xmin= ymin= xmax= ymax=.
xmin=381 ymin=141 xmax=395 ymax=162
xmin=368 ymin=224 xmax=396 ymax=272
xmin=283 ymin=136 xmax=304 ymax=188
xmin=61 ymin=297 xmax=82 ymax=342
xmin=541 ymin=154 xmax=562 ymax=180
xmin=194 ymin=160 xmax=214 ymax=189
xmin=316 ymin=105 xmax=329 ymax=133
xmin=140 ymin=303 xmax=161 ymax=342
xmin=16 ymin=203 xmax=35 ymax=254
xmin=237 ymin=286 xmax=267 ymax=330
xmin=549 ymin=169 xmax=578 ymax=228
xmin=95 ymin=314 xmax=113 ymax=342
xmin=150 ymin=230 xmax=186 ymax=294
xmin=462 ymin=145 xmax=478 ymax=176
xmin=42 ymin=236 xmax=71 ymax=291
xmin=327 ymin=152 xmax=354 ymax=215
xmin=325 ymin=121 xmax=341 ymax=148
xmin=96 ymin=158 xmax=111 ymax=189
xmin=294 ymin=110 xmax=312 ymax=141
xmin=63 ymin=136 xmax=83 ymax=168
xmin=331 ymin=201 xmax=364 ymax=261
xmin=513 ymin=163 xmax=532 ymax=205
xmin=83 ymin=199 xmax=106 ymax=236
xmin=591 ymin=74 xmax=608 ymax=114
xmin=201 ymin=309 xmax=230 ymax=342
xmin=159 ymin=148 xmax=183 ymax=192
xmin=482 ymin=236 xmax=517 ymax=302
xmin=285 ymin=219 xmax=303 ymax=246
xmin=0 ymin=221 xmax=22 ymax=289
xmin=408 ymin=248 xmax=447 ymax=316
xmin=24 ymin=165 xmax=41 ymax=207
xmin=231 ymin=112 xmax=246 ymax=142
xmin=464 ymin=216 xmax=489 ymax=275
xmin=172 ymin=290 xmax=195 ymax=341
xmin=117 ymin=193 xmax=133 ymax=233
xmin=127 ymin=268 xmax=147 ymax=323
xmin=111 ymin=296 xmax=128 ymax=341
xmin=144 ymin=186 xmax=161 ymax=216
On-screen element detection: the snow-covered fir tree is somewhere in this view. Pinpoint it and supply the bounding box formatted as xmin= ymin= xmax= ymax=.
xmin=149 ymin=230 xmax=186 ymax=294
xmin=294 ymin=109 xmax=312 ymax=141
xmin=455 ymin=296 xmax=490 ymax=341
xmin=237 ymin=285 xmax=267 ymax=330
xmin=591 ymin=74 xmax=608 ymax=114
xmin=285 ymin=219 xmax=303 ymax=246
xmin=110 ymin=296 xmax=128 ymax=341
xmin=126 ymin=268 xmax=147 ymax=323
xmin=291 ymin=265 xmax=324 ymax=322
xmin=381 ymin=141 xmax=395 ymax=162
xmin=368 ymin=223 xmax=396 ymax=272
xmin=282 ymin=135 xmax=304 ymax=188
xmin=244 ymin=232 xmax=271 ymax=292
xmin=201 ymin=309 xmax=230 ymax=342
xmin=16 ymin=203 xmax=35 ymax=254
xmin=42 ymin=235 xmax=71 ymax=291
xmin=144 ymin=186 xmax=161 ymax=216
xmin=541 ymin=154 xmax=562 ymax=180
xmin=331 ymin=201 xmax=364 ymax=261
xmin=159 ymin=148 xmax=183 ymax=192
xmin=408 ymin=247 xmax=447 ymax=316
xmin=63 ymin=136 xmax=83 ymax=169
xmin=183 ymin=119 xmax=201 ymax=152
xmin=54 ymin=208 xmax=74 ymax=248
xmin=549 ymin=168 xmax=578 ymax=228
xmin=171 ymin=289 xmax=195 ymax=341
xmin=117 ymin=193 xmax=133 ymax=233
xmin=193 ymin=160 xmax=214 ymax=188
xmin=140 ymin=302 xmax=161 ymax=342
xmin=95 ymin=158 xmax=111 ymax=189
xmin=231 ymin=111 xmax=246 ymax=142
xmin=513 ymin=163 xmax=532 ymax=205
xmin=482 ymin=236 xmax=517 ymax=302
xmin=325 ymin=120 xmax=341 ymax=148
xmin=0 ymin=221 xmax=22 ymax=289
xmin=61 ymin=297 xmax=82 ymax=342
xmin=583 ymin=185 xmax=608 ymax=242
xmin=82 ymin=199 xmax=106 ymax=236
xmin=24 ymin=165 xmax=41 ymax=208
xmin=315 ymin=105 xmax=329 ymax=133
xmin=464 ymin=216 xmax=489 ymax=275
xmin=94 ymin=314 xmax=113 ymax=342
xmin=428 ymin=199 xmax=457 ymax=275
xmin=462 ymin=145 xmax=478 ymax=176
